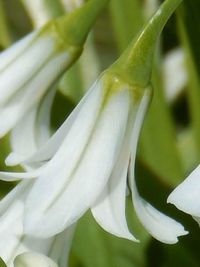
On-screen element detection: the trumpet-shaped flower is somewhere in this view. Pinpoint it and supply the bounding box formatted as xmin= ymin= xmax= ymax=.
xmin=0 ymin=0 xmax=187 ymax=245
xmin=0 ymin=0 xmax=108 ymax=137
xmin=1 ymin=71 xmax=187 ymax=244
xmin=0 ymin=181 xmax=75 ymax=267
xmin=14 ymin=252 xmax=58 ymax=267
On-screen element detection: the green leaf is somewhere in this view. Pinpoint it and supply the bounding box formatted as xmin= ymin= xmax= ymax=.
xmin=109 ymin=0 xmax=144 ymax=53
xmin=0 ymin=258 xmax=7 ymax=267
xmin=177 ymin=2 xmax=200 ymax=162
xmin=0 ymin=0 xmax=11 ymax=48
xmin=59 ymin=63 xmax=84 ymax=104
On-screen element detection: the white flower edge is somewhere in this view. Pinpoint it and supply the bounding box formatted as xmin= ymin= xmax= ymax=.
xmin=167 ymin=164 xmax=200 ymax=217
xmin=14 ymin=252 xmax=58 ymax=267
xmin=129 ymin=89 xmax=188 ymax=244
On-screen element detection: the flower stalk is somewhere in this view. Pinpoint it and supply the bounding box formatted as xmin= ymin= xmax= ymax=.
xmin=56 ymin=0 xmax=109 ymax=46
xmin=112 ymin=0 xmax=183 ymax=87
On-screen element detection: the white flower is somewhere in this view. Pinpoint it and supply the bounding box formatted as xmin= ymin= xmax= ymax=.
xmin=0 ymin=88 xmax=74 ymax=267
xmin=0 ymin=0 xmax=108 ymax=138
xmin=0 ymin=24 xmax=77 ymax=138
xmin=5 ymin=86 xmax=56 ymax=169
xmin=14 ymin=252 xmax=58 ymax=267
xmin=0 ymin=181 xmax=75 ymax=267
xmin=168 ymin=164 xmax=200 ymax=224
xmin=1 ymin=71 xmax=187 ymax=244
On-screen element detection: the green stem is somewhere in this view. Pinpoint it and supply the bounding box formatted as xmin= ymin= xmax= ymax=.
xmin=112 ymin=0 xmax=183 ymax=87
xmin=56 ymin=0 xmax=109 ymax=46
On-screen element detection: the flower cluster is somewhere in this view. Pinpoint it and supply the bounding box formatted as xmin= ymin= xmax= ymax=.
xmin=0 ymin=0 xmax=193 ymax=266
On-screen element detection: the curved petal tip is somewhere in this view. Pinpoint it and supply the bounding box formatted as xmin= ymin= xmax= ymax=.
xmin=167 ymin=165 xmax=200 ymax=217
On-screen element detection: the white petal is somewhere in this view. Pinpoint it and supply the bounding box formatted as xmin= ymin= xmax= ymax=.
xmin=0 ymin=182 xmax=54 ymax=266
xmin=0 ymin=201 xmax=24 ymax=264
xmin=0 ymin=52 xmax=68 ymax=137
xmin=50 ymin=225 xmax=75 ymax=267
xmin=132 ymin=189 xmax=188 ymax=244
xmin=167 ymin=164 xmax=200 ymax=217
xmin=20 ymin=80 xmax=100 ymax=166
xmin=0 ymin=166 xmax=45 ymax=181
xmin=91 ymin=111 xmax=138 ymax=241
xmin=0 ymin=34 xmax=55 ymax=106
xmin=129 ymin=89 xmax=188 ymax=243
xmin=0 ymin=181 xmax=31 ymax=214
xmin=25 ymin=88 xmax=130 ymax=237
xmin=6 ymin=108 xmax=38 ymax=166
xmin=0 ymin=32 xmax=36 ymax=72
xmin=13 ymin=235 xmax=54 ymax=265
xmin=6 ymin=88 xmax=56 ymax=167
xmin=14 ymin=252 xmax=58 ymax=267
xmin=35 ymin=88 xmax=56 ymax=146
xmin=91 ymin=160 xmax=136 ymax=241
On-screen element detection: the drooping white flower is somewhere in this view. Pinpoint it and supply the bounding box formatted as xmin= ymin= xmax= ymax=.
xmin=0 ymin=0 xmax=187 ymax=245
xmin=168 ymin=164 xmax=200 ymax=222
xmin=14 ymin=252 xmax=58 ymax=267
xmin=0 ymin=0 xmax=108 ymax=137
xmin=0 ymin=181 xmax=75 ymax=267
xmin=0 ymin=87 xmax=74 ymax=267
xmin=0 ymin=28 xmax=71 ymax=138
xmin=1 ymin=71 xmax=187 ymax=244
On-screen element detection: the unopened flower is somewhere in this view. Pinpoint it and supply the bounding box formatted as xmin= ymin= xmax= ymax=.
xmin=0 ymin=0 xmax=108 ymax=137
xmin=14 ymin=252 xmax=58 ymax=267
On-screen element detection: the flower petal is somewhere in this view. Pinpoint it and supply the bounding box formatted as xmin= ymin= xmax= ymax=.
xmin=8 ymin=78 xmax=98 ymax=166
xmin=25 ymin=88 xmax=130 ymax=237
xmin=91 ymin=111 xmax=138 ymax=241
xmin=0 ymin=32 xmax=36 ymax=72
xmin=14 ymin=252 xmax=58 ymax=267
xmin=0 ymin=34 xmax=55 ymax=106
xmin=0 ymin=201 xmax=24 ymax=264
xmin=35 ymin=88 xmax=56 ymax=146
xmin=0 ymin=166 xmax=45 ymax=181
xmin=129 ymin=89 xmax=187 ymax=243
xmin=6 ymin=88 xmax=56 ymax=167
xmin=0 ymin=52 xmax=68 ymax=137
xmin=132 ymin=189 xmax=188 ymax=244
xmin=0 ymin=181 xmax=31 ymax=213
xmin=6 ymin=108 xmax=38 ymax=166
xmin=91 ymin=160 xmax=137 ymax=241
xmin=50 ymin=225 xmax=75 ymax=267
xmin=167 ymin=164 xmax=200 ymax=217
